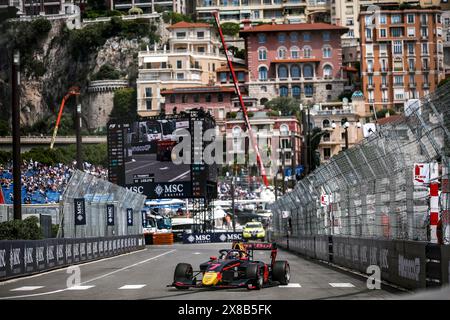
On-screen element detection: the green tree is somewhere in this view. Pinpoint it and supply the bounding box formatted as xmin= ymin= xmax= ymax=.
xmin=376 ymin=108 xmax=397 ymax=119
xmin=0 ymin=216 xmax=43 ymax=240
xmin=438 ymin=77 xmax=450 ymax=88
xmin=92 ymin=64 xmax=121 ymax=80
xmin=0 ymin=119 xmax=10 ymax=136
xmin=110 ymin=88 xmax=137 ymax=120
xmin=162 ymin=11 xmax=192 ymax=24
xmin=265 ymin=97 xmax=301 ymax=118
xmin=220 ymin=22 xmax=240 ymax=36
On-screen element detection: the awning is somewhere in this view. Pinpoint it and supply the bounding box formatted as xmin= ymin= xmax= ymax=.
xmin=143 ymin=56 xmax=168 ymax=63
xmin=220 ymin=11 xmax=240 ymax=15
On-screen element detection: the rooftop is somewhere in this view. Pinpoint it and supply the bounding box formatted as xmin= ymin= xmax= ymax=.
xmin=161 ymin=86 xmax=236 ymax=95
xmin=377 ymin=114 xmax=405 ymax=125
xmin=239 ymin=23 xmax=348 ymax=35
xmin=167 ymin=21 xmax=211 ymax=30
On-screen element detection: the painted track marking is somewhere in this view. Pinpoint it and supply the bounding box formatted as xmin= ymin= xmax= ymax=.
xmin=10 ymin=286 xmax=44 ymax=291
xmin=329 ymin=283 xmax=355 ymax=288
xmin=119 ymin=285 xmax=147 ymax=290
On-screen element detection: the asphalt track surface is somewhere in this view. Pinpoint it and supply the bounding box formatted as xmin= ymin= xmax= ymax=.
xmin=125 ymin=154 xmax=190 ymax=184
xmin=0 ymin=243 xmax=411 ymax=300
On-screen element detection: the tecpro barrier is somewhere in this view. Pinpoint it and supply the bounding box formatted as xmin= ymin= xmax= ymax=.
xmin=0 ymin=235 xmax=145 ymax=281
xmin=274 ymin=234 xmax=445 ymax=290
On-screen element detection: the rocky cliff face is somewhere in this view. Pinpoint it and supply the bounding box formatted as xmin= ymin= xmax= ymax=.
xmin=1 ymin=18 xmax=163 ymax=129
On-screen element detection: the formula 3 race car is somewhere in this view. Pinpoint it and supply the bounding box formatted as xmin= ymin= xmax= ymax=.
xmin=168 ymin=242 xmax=290 ymax=290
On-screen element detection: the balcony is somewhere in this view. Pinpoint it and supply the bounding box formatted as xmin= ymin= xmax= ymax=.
xmin=393 ymin=82 xmax=404 ymax=87
xmin=380 ymin=68 xmax=388 ymax=73
xmin=408 ymin=67 xmax=415 ymax=72
xmin=366 ymin=83 xmax=374 ymax=90
xmin=423 ymin=83 xmax=430 ymax=89
xmin=366 ymin=68 xmax=374 ymax=74
xmin=409 ymin=82 xmax=416 ymax=88
xmin=380 ymin=83 xmax=388 ymax=89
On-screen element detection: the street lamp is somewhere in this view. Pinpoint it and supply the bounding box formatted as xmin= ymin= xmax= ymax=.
xmin=331 ymin=120 xmax=361 ymax=150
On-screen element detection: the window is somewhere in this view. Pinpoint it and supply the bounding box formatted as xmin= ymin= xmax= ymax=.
xmin=145 ymin=88 xmax=152 ymax=97
xmin=291 ymin=46 xmax=299 ymax=59
xmin=290 ymin=32 xmax=298 ymax=42
xmin=368 ymin=75 xmax=373 ymax=85
xmin=279 ymin=86 xmax=288 ymax=97
xmin=391 ymin=15 xmax=402 ymax=24
xmin=146 ymin=100 xmax=151 ymax=110
xmin=303 ymin=33 xmax=311 ymax=41
xmin=169 ymin=94 xmax=175 ymax=103
xmin=380 ymin=29 xmax=386 ymax=37
xmin=218 ymin=93 xmax=223 ymax=102
xmin=323 ymin=46 xmax=332 ymax=58
xmin=278 ymin=65 xmax=288 ymax=79
xmin=394 ymin=59 xmax=403 ymax=71
xmin=194 ymin=95 xmax=199 ymax=103
xmin=260 ymin=98 xmax=268 ymax=106
xmin=182 ymin=95 xmax=188 ymax=103
xmin=326 ymin=84 xmax=332 ymax=90
xmin=197 ymin=31 xmax=204 ymax=39
xmin=408 ymin=42 xmax=415 ymax=55
xmin=258 ymin=48 xmax=267 ymax=60
xmin=278 ymin=47 xmax=287 ymax=59
xmin=391 ymin=27 xmax=403 ymax=37
xmin=258 ymin=33 xmax=266 ymax=43
xmin=379 ymin=14 xmax=387 ymax=24
xmin=324 ymin=148 xmax=331 ymax=160
xmin=394 ymin=75 xmax=403 ymax=85
xmin=303 ymin=64 xmax=313 ymax=78
xmin=205 ymin=94 xmax=211 ymax=102
xmin=409 ymin=74 xmax=415 ymax=84
xmin=323 ymin=65 xmax=333 ymax=78
xmin=346 ymin=18 xmax=354 ymax=26
xmin=220 ymin=72 xmax=227 ymax=83
xmin=422 ymin=43 xmax=429 ymax=55
xmin=421 ymin=14 xmax=428 ymax=24
xmin=291 ymin=65 xmax=300 ymax=78
xmin=177 ymin=60 xmax=182 ymax=69
xmin=303 ymin=46 xmax=312 ymax=58
xmin=367 ymin=60 xmax=373 ymax=72
xmin=365 ymin=28 xmax=372 ymax=39
xmin=421 ymin=27 xmax=428 ymax=37
xmin=261 ymin=86 xmax=267 ymax=92
xmin=380 ymin=59 xmax=387 ymax=71
xmin=161 ymin=62 xmax=167 ymax=69
xmin=409 ymin=59 xmax=415 ymax=70
xmin=177 ymin=73 xmax=184 ymax=80
xmin=278 ymin=33 xmax=286 ymax=43
xmin=407 ymin=14 xmax=414 ymax=24
xmin=280 ymin=124 xmax=289 ymax=136
xmin=176 ymin=32 xmax=186 ymax=38
xmin=258 ymin=66 xmax=268 ymax=81
xmin=393 ymin=41 xmax=402 ymax=54
xmin=422 ymin=58 xmax=429 ymax=70
xmin=323 ymin=119 xmax=330 ymax=128
xmin=237 ymin=72 xmax=245 ymax=82
xmin=382 ymin=75 xmax=387 ymax=85
xmin=304 ymin=84 xmax=313 ymax=97
xmin=407 ymin=28 xmax=415 ymax=37
xmin=292 ymin=86 xmax=300 ymax=99
xmin=323 ymin=32 xmax=330 ymax=41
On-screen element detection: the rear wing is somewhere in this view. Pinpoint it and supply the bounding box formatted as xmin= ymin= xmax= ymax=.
xmin=232 ymin=242 xmax=277 ymax=265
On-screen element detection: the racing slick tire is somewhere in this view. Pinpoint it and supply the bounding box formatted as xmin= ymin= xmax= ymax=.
xmin=245 ymin=264 xmax=263 ymax=290
xmin=272 ymin=261 xmax=290 ymax=285
xmin=174 ymin=263 xmax=193 ymax=290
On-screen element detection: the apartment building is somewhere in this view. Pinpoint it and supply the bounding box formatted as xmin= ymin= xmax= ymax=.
xmin=442 ymin=2 xmax=450 ymax=76
xmin=309 ymin=90 xmax=369 ymax=162
xmin=239 ymin=21 xmax=348 ymax=107
xmin=195 ymin=0 xmax=333 ymax=24
xmin=107 ymin=0 xmax=186 ymax=14
xmin=136 ymin=21 xmax=226 ymax=116
xmin=360 ymin=5 xmax=445 ymax=112
xmin=0 ymin=0 xmax=64 ymax=15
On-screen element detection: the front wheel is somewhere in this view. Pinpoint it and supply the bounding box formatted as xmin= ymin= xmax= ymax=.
xmin=173 ymin=263 xmax=193 ymax=290
xmin=272 ymin=261 xmax=290 ymax=285
xmin=246 ymin=264 xmax=263 ymax=290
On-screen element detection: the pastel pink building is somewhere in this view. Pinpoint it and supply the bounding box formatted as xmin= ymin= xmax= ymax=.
xmin=240 ymin=21 xmax=348 ymax=106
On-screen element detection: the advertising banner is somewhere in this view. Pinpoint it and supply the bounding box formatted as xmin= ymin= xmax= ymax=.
xmin=74 ymin=198 xmax=86 ymax=225
xmin=182 ymin=232 xmax=243 ymax=244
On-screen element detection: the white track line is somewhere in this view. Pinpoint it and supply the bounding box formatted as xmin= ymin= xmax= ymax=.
xmin=10 ymin=286 xmax=44 ymax=292
xmin=67 ymin=285 xmax=95 ymax=290
xmin=279 ymin=283 xmax=301 ymax=288
xmin=169 ymin=170 xmax=190 ymax=182
xmin=329 ymin=283 xmax=355 ymax=288
xmin=0 ymin=249 xmax=175 ymax=300
xmin=118 ymin=285 xmax=146 ymax=290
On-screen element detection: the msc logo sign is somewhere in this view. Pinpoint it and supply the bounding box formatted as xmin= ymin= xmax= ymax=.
xmin=183 ymin=232 xmax=243 ymax=244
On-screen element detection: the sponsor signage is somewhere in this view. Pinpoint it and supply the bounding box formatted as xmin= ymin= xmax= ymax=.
xmin=130 ymin=142 xmax=156 ymax=154
xmin=74 ymin=198 xmax=86 ymax=226
xmin=413 ymin=163 xmax=439 ymax=185
xmin=126 ymin=181 xmax=192 ymax=199
xmin=106 ymin=204 xmax=115 ymax=226
xmin=0 ymin=236 xmax=145 ymax=281
xmin=126 ymin=208 xmax=133 ymax=226
xmin=182 ymin=232 xmax=243 ymax=244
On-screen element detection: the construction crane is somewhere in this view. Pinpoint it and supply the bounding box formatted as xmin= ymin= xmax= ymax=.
xmin=50 ymin=86 xmax=80 ymax=149
xmin=212 ymin=11 xmax=269 ymax=187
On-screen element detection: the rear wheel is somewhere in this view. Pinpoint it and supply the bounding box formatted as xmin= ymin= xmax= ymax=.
xmin=272 ymin=261 xmax=290 ymax=285
xmin=173 ymin=263 xmax=193 ymax=290
xmin=246 ymin=264 xmax=263 ymax=290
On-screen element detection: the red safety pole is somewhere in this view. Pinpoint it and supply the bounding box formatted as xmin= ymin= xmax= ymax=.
xmin=212 ymin=11 xmax=269 ymax=187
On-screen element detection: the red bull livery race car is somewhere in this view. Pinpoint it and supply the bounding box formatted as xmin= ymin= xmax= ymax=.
xmin=169 ymin=242 xmax=290 ymax=290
